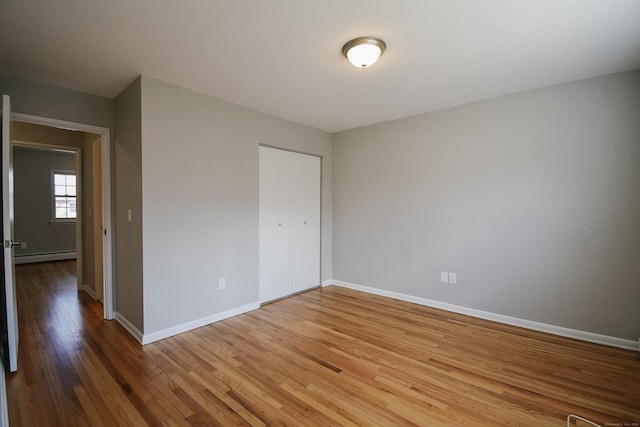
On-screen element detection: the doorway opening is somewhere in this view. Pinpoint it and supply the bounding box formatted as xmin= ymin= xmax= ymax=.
xmin=11 ymin=114 xmax=113 ymax=320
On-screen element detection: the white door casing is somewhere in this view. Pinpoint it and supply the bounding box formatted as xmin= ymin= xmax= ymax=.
xmin=12 ymin=112 xmax=114 ymax=320
xmin=93 ymin=139 xmax=104 ymax=300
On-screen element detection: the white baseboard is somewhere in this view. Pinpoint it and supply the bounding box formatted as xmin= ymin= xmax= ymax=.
xmin=141 ymin=302 xmax=261 ymax=345
xmin=325 ymin=280 xmax=639 ymax=352
xmin=15 ymin=251 xmax=77 ymax=264
xmin=115 ymin=312 xmax=144 ymax=344
xmin=83 ymin=284 xmax=97 ymax=300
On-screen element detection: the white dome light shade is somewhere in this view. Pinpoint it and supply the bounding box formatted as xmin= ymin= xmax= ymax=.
xmin=342 ymin=37 xmax=386 ymax=69
xmin=346 ymin=44 xmax=382 ymax=69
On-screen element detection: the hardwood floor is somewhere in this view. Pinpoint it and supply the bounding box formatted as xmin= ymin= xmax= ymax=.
xmin=7 ymin=261 xmax=640 ymax=426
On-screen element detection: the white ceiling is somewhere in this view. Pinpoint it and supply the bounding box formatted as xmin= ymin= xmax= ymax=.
xmin=1 ymin=0 xmax=639 ymax=133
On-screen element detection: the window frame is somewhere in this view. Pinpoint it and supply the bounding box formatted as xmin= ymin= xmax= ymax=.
xmin=51 ymin=169 xmax=77 ymax=223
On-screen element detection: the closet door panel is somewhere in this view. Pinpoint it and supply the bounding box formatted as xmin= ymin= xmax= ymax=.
xmin=259 ymin=147 xmax=293 ymax=303
xmin=292 ymin=153 xmax=321 ymax=293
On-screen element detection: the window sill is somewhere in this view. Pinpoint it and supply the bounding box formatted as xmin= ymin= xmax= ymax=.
xmin=49 ymin=219 xmax=77 ymax=225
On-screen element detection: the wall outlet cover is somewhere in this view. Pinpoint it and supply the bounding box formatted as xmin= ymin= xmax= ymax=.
xmin=449 ymin=272 xmax=457 ymax=284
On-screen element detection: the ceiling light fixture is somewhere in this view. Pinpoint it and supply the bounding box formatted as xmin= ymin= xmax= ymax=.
xmin=342 ymin=37 xmax=386 ymax=69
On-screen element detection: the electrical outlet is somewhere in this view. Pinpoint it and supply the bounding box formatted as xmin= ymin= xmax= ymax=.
xmin=449 ymin=272 xmax=457 ymax=284
xmin=218 ymin=277 xmax=226 ymax=290
xmin=20 ymin=242 xmax=27 ymax=249
xmin=440 ymin=272 xmax=449 ymax=283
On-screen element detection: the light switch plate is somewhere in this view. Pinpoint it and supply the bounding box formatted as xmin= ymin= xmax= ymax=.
xmin=440 ymin=272 xmax=449 ymax=283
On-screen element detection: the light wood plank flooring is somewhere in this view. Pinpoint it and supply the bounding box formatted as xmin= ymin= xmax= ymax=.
xmin=7 ymin=261 xmax=640 ymax=426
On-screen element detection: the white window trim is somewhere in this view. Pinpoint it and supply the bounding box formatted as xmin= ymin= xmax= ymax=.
xmin=51 ymin=169 xmax=77 ymax=223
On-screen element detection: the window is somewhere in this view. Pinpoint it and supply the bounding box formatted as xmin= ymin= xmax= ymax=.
xmin=52 ymin=171 xmax=76 ymax=220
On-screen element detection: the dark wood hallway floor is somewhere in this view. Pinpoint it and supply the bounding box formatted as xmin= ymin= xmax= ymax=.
xmin=6 ymin=261 xmax=640 ymax=426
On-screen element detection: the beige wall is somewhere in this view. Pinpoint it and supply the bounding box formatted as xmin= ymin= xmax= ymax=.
xmin=13 ymin=121 xmax=84 ymax=149
xmin=332 ymin=70 xmax=640 ymax=341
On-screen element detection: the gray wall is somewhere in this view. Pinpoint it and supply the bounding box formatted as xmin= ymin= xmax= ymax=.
xmin=13 ymin=147 xmax=76 ymax=256
xmin=114 ymin=77 xmax=144 ymax=331
xmin=332 ymin=70 xmax=640 ymax=341
xmin=0 ymin=73 xmax=113 ymax=129
xmin=139 ymin=76 xmax=332 ymax=335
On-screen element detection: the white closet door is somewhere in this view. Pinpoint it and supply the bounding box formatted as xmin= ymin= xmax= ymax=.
xmin=259 ymin=146 xmax=321 ymax=303
xmin=259 ymin=147 xmax=293 ymax=303
xmin=292 ymin=153 xmax=321 ymax=293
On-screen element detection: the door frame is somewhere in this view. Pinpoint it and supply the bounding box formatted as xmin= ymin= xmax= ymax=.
xmin=92 ymin=138 xmax=104 ymax=301
xmin=12 ymin=112 xmax=114 ymax=320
